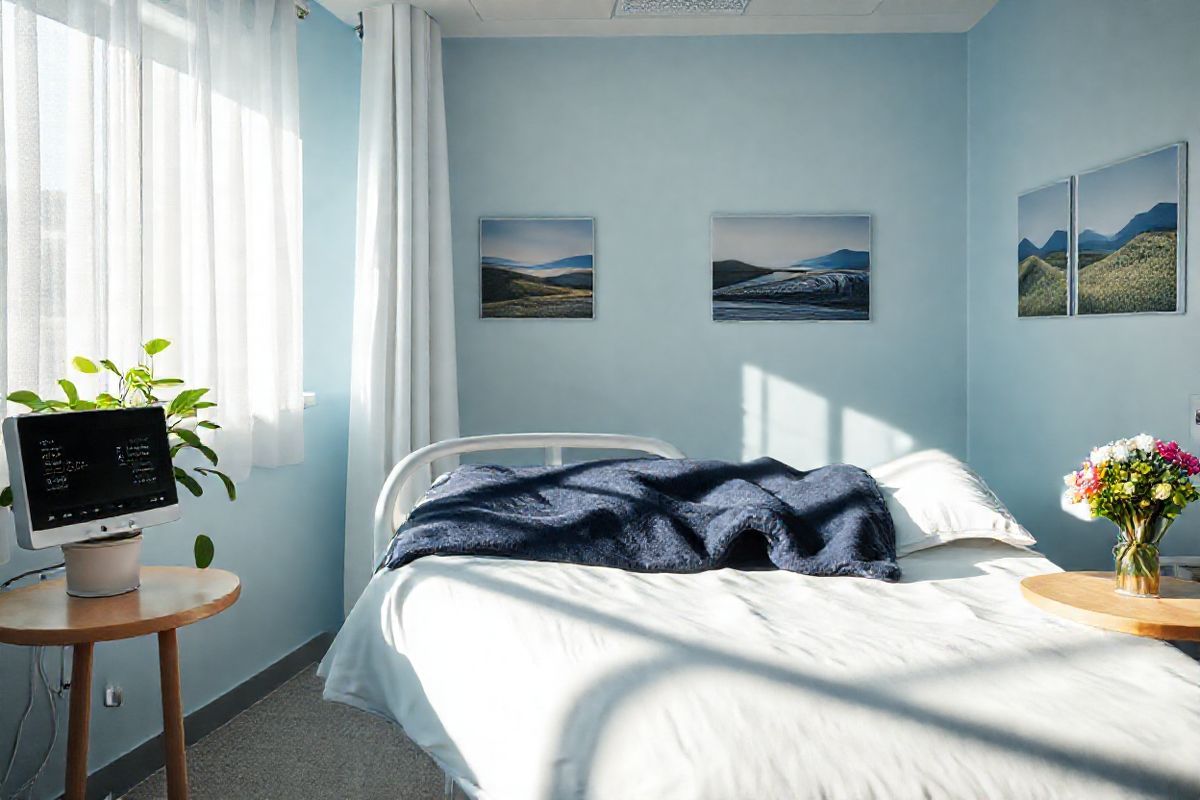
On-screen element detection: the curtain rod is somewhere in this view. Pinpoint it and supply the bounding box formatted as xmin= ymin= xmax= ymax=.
xmin=292 ymin=0 xmax=360 ymax=39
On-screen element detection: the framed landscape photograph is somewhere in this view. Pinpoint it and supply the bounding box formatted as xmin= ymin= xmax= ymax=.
xmin=480 ymin=217 xmax=594 ymax=319
xmin=711 ymin=214 xmax=871 ymax=321
xmin=1017 ymin=179 xmax=1071 ymax=317
xmin=1075 ymin=143 xmax=1186 ymax=315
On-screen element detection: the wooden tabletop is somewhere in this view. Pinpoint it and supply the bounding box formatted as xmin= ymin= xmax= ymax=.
xmin=1021 ymin=571 xmax=1200 ymax=641
xmin=0 ymin=567 xmax=240 ymax=646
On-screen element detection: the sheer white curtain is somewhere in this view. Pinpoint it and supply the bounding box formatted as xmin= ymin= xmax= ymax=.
xmin=343 ymin=4 xmax=458 ymax=611
xmin=0 ymin=0 xmax=303 ymax=562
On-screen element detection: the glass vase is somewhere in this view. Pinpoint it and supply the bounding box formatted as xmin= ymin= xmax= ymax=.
xmin=1114 ymin=540 xmax=1161 ymax=598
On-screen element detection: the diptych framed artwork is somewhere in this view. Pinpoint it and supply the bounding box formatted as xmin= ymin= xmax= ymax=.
xmin=1017 ymin=142 xmax=1187 ymax=318
xmin=480 ymin=217 xmax=595 ymax=319
xmin=711 ymin=214 xmax=871 ymax=321
xmin=1017 ymin=179 xmax=1071 ymax=318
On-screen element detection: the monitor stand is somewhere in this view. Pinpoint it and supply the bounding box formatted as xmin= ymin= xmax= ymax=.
xmin=61 ymin=528 xmax=143 ymax=598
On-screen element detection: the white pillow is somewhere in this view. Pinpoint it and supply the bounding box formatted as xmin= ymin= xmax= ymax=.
xmin=868 ymin=450 xmax=1036 ymax=557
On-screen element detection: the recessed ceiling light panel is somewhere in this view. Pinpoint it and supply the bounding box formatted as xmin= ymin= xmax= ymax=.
xmin=469 ymin=0 xmax=619 ymax=21
xmin=614 ymin=0 xmax=750 ymax=16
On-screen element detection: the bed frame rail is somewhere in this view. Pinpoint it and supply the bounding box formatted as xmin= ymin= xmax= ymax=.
xmin=372 ymin=432 xmax=686 ymax=560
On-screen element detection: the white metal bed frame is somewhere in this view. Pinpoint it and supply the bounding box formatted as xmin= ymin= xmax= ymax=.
xmin=373 ymin=433 xmax=683 ymax=799
xmin=372 ymin=432 xmax=686 ymax=561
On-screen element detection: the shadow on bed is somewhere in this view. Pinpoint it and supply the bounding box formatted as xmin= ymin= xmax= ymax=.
xmin=404 ymin=561 xmax=1199 ymax=800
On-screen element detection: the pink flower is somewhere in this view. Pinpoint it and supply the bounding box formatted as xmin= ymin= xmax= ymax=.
xmin=1072 ymin=462 xmax=1101 ymax=498
xmin=1155 ymin=440 xmax=1200 ymax=476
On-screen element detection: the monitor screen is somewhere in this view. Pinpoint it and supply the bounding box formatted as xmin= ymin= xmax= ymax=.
xmin=12 ymin=407 xmax=178 ymax=531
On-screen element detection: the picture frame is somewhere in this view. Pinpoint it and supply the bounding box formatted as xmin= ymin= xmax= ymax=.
xmin=1073 ymin=143 xmax=1187 ymax=316
xmin=479 ymin=217 xmax=595 ymax=320
xmin=1017 ymin=178 xmax=1073 ymax=318
xmin=711 ymin=213 xmax=872 ymax=322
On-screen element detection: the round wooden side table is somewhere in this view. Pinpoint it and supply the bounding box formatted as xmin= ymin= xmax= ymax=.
xmin=1021 ymin=571 xmax=1200 ymax=641
xmin=0 ymin=566 xmax=240 ymax=800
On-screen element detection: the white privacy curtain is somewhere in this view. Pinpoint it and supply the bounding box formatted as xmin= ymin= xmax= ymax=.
xmin=343 ymin=4 xmax=459 ymax=612
xmin=0 ymin=0 xmax=303 ymax=559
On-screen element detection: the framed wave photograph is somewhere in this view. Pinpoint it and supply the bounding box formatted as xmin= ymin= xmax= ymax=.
xmin=711 ymin=214 xmax=871 ymax=321
xmin=480 ymin=217 xmax=595 ymax=319
xmin=1017 ymin=179 xmax=1072 ymax=318
xmin=1075 ymin=143 xmax=1187 ymax=316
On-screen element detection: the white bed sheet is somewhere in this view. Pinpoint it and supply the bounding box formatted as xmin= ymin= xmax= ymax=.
xmin=319 ymin=541 xmax=1200 ymax=799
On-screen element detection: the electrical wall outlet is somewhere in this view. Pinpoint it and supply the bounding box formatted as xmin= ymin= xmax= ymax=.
xmin=103 ymin=684 xmax=124 ymax=708
xmin=1191 ymin=395 xmax=1200 ymax=443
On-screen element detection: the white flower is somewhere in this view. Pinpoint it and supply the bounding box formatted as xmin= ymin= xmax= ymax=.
xmin=1153 ymin=483 xmax=1173 ymax=501
xmin=1090 ymin=445 xmax=1113 ymax=464
xmin=1132 ymin=434 xmax=1156 ymax=452
xmin=1063 ymin=473 xmax=1076 ymax=487
xmin=1110 ymin=442 xmax=1131 ymax=462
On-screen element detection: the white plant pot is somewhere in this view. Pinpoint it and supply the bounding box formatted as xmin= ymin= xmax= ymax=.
xmin=62 ymin=534 xmax=143 ymax=598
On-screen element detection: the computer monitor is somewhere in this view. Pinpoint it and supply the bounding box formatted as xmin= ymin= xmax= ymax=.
xmin=3 ymin=407 xmax=180 ymax=549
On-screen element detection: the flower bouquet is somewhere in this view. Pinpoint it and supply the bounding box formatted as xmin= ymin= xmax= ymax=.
xmin=1064 ymin=435 xmax=1200 ymax=597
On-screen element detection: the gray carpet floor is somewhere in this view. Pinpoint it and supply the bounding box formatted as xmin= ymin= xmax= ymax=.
xmin=122 ymin=667 xmax=447 ymax=799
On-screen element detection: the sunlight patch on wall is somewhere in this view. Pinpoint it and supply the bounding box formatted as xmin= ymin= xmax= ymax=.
xmin=742 ymin=364 xmax=916 ymax=469
xmin=841 ymin=406 xmax=914 ymax=469
xmin=741 ymin=364 xmax=829 ymax=468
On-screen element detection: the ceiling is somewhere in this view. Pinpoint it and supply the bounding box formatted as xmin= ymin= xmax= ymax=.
xmin=317 ymin=0 xmax=1000 ymax=36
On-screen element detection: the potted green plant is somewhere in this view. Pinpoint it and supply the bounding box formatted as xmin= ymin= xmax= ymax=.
xmin=1 ymin=339 xmax=235 ymax=572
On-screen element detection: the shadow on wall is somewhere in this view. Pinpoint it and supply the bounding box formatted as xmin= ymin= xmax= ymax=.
xmin=740 ymin=363 xmax=915 ymax=469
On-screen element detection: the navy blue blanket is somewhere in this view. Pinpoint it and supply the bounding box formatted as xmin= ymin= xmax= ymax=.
xmin=380 ymin=457 xmax=899 ymax=581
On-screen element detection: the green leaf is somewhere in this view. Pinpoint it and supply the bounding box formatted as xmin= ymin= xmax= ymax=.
xmin=168 ymin=388 xmax=210 ymax=417
xmin=173 ymin=467 xmax=203 ymax=497
xmin=43 ymin=400 xmax=70 ymax=410
xmin=143 ymin=338 xmax=171 ymax=356
xmin=58 ymin=379 xmax=79 ymax=405
xmin=196 ymin=468 xmax=237 ymax=501
xmin=72 ymin=356 xmax=99 ymax=374
xmin=72 ymin=400 xmax=97 ymax=411
xmin=99 ymin=359 xmax=122 ymax=377
xmin=151 ymin=378 xmax=185 ymax=386
xmin=0 ymin=486 xmax=12 ymax=508
xmin=193 ymin=534 xmax=214 ymax=569
xmin=192 ymin=401 xmax=217 ymax=410
xmin=196 ymin=421 xmax=221 ymax=430
xmin=173 ymin=429 xmax=203 ymax=448
xmin=194 ymin=444 xmax=219 ymax=466
xmin=124 ymin=367 xmax=152 ymax=386
xmin=95 ymin=393 xmax=121 ymax=408
xmin=169 ymin=436 xmax=218 ymax=467
xmin=6 ymin=390 xmax=43 ymax=409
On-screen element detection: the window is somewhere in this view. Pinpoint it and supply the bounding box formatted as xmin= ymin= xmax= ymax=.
xmin=1 ymin=0 xmax=304 ymax=483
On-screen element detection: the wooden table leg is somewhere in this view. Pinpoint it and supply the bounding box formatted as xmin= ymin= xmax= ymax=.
xmin=65 ymin=643 xmax=94 ymax=800
xmin=158 ymin=629 xmax=189 ymax=800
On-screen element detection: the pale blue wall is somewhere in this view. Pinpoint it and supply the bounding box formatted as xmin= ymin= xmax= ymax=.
xmin=444 ymin=35 xmax=969 ymax=473
xmin=7 ymin=1 xmax=1195 ymax=792
xmin=966 ymin=0 xmax=1200 ymax=569
xmin=0 ymin=5 xmax=359 ymax=797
